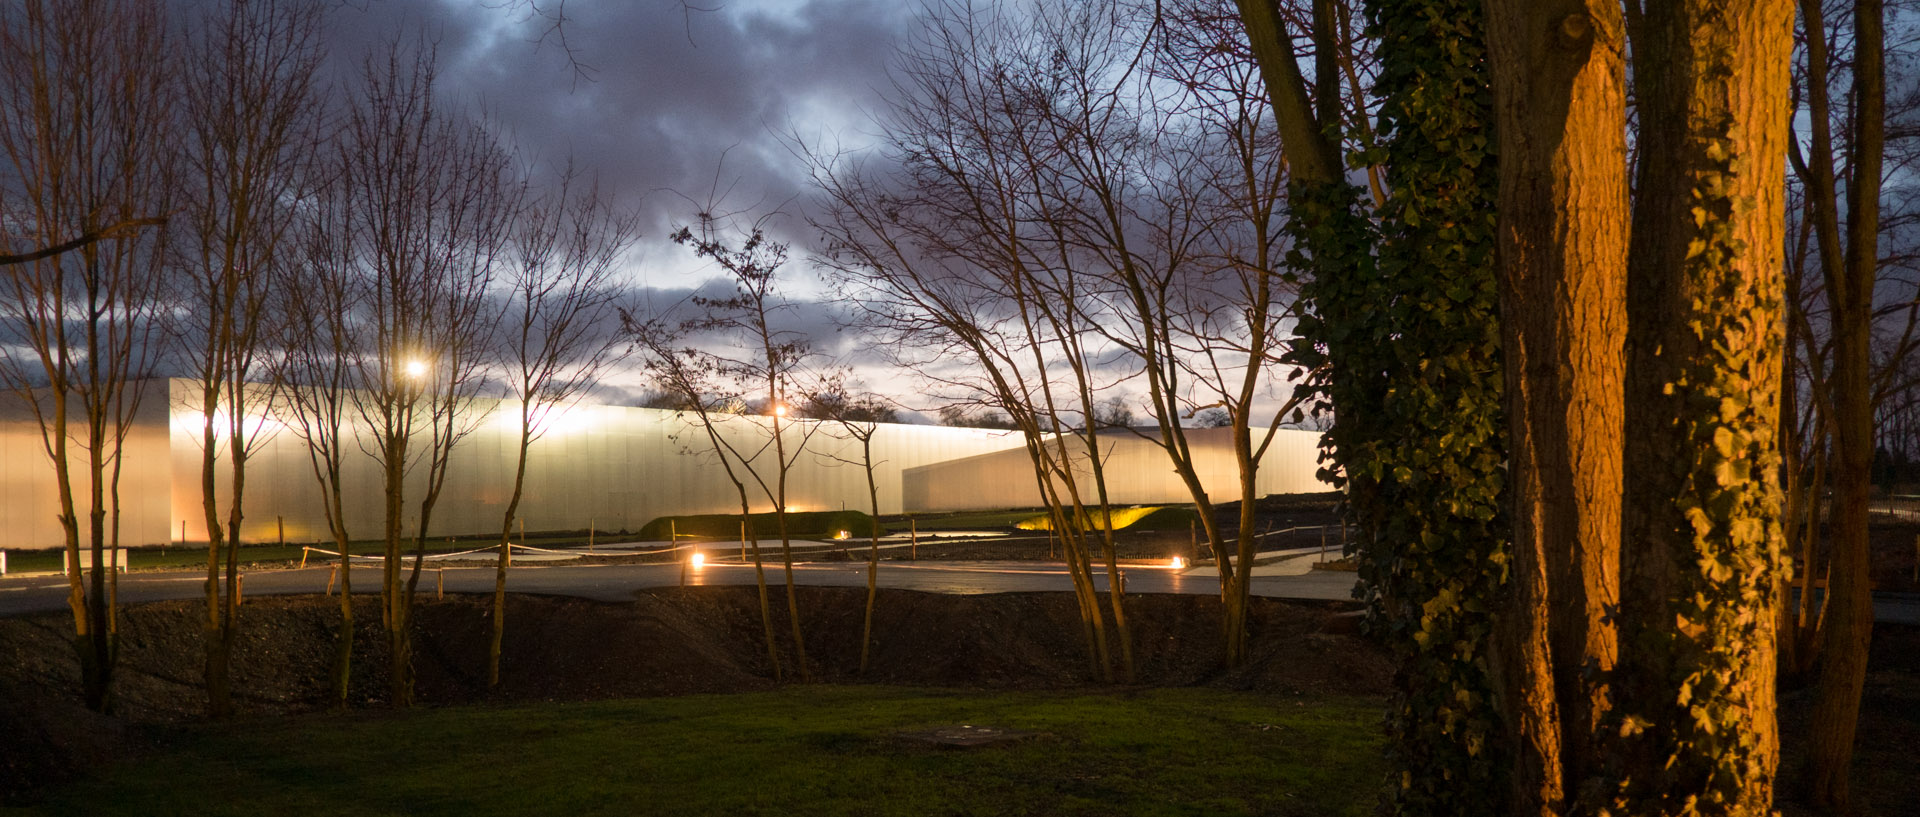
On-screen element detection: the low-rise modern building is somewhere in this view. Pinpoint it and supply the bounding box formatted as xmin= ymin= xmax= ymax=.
xmin=1 ymin=379 xmax=1330 ymax=550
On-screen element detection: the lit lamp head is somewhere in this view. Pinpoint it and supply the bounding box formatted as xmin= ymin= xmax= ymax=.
xmin=774 ymin=404 xmax=788 ymax=417
xmin=690 ymin=551 xmax=706 ymax=567
xmin=403 ymin=359 xmax=430 ymax=380
xmin=1170 ymin=556 xmax=1187 ymax=570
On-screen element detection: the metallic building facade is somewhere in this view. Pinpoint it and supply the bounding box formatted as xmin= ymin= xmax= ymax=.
xmin=2 ymin=379 xmax=1329 ymax=550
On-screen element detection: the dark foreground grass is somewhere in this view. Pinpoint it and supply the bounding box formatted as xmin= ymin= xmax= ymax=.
xmin=15 ymin=687 xmax=1385 ymax=817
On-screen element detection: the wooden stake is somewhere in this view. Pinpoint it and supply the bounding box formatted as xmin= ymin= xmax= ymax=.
xmin=588 ymin=518 xmax=595 ymax=550
xmin=236 ymin=573 xmax=244 ymax=606
xmin=326 ymin=564 xmax=337 ymax=596
xmin=911 ymin=517 xmax=919 ymax=561
xmin=277 ymin=516 xmax=285 ymax=546
xmin=300 ymin=547 xmax=309 ymax=569
xmin=740 ymin=519 xmax=747 ymax=561
xmin=437 ymin=568 xmax=444 ymax=600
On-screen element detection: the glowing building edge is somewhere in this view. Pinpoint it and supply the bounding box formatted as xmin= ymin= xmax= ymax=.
xmin=0 ymin=379 xmax=1331 ymax=549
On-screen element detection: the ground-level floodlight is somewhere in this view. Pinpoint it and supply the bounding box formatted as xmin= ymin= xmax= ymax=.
xmin=403 ymin=358 xmax=430 ymax=379
xmin=690 ymin=551 xmax=706 ymax=568
xmin=1169 ymin=556 xmax=1187 ymax=570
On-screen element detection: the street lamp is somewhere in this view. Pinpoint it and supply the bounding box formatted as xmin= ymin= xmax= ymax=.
xmin=403 ymin=358 xmax=429 ymax=380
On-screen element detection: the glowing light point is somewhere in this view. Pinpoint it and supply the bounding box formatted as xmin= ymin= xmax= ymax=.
xmin=1169 ymin=556 xmax=1187 ymax=570
xmin=774 ymin=404 xmax=788 ymax=417
xmin=690 ymin=551 xmax=706 ymax=567
xmin=403 ymin=359 xmax=429 ymax=379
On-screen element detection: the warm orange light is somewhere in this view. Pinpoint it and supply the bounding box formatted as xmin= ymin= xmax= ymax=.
xmin=690 ymin=551 xmax=706 ymax=567
xmin=403 ymin=359 xmax=429 ymax=379
xmin=1170 ymin=556 xmax=1187 ymax=570
xmin=774 ymin=404 xmax=788 ymax=417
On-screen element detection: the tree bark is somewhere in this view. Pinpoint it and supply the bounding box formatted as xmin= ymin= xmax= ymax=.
xmin=1616 ymin=0 xmax=1793 ymax=813
xmin=1482 ymin=2 xmax=1629 ymax=811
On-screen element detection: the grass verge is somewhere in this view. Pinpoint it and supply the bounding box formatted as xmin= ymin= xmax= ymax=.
xmin=15 ymin=686 xmax=1385 ymax=817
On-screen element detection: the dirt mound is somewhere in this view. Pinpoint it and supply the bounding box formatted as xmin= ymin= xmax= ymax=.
xmin=0 ymin=588 xmax=1387 ymax=802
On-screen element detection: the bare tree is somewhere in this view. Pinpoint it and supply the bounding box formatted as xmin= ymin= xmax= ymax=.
xmin=487 ymin=167 xmax=639 ymax=687
xmin=673 ymin=214 xmax=825 ymax=682
xmin=805 ymin=1 xmax=1138 ymax=681
xmin=627 ymin=317 xmax=787 ymax=682
xmin=1786 ymin=0 xmax=1898 ymax=805
xmin=273 ymin=195 xmax=365 ymax=708
xmin=320 ymin=41 xmax=517 ymax=708
xmin=811 ymin=0 xmax=1323 ymax=675
xmin=805 ymin=374 xmax=895 ymax=672
xmin=0 ymin=0 xmax=175 ymax=712
xmin=171 ymin=0 xmax=325 ymax=720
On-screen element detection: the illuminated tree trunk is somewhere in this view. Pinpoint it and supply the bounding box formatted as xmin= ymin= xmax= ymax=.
xmin=1614 ymin=0 xmax=1793 ymax=813
xmin=1482 ymin=2 xmax=1629 ymax=812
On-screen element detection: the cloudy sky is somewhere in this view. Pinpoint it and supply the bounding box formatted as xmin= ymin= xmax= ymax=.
xmin=320 ymin=0 xmax=920 ymax=381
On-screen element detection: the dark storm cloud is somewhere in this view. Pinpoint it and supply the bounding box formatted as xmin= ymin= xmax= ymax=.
xmin=623 ymin=275 xmax=858 ymax=359
xmin=319 ymin=0 xmax=915 ymax=285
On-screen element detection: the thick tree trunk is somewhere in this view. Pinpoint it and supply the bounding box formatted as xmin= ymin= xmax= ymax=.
xmin=1482 ymin=3 xmax=1630 ymax=811
xmin=1616 ymin=1 xmax=1793 ymax=813
xmin=1807 ymin=0 xmax=1884 ymax=807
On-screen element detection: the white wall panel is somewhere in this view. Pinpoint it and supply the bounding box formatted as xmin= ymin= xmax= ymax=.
xmin=1 ymin=380 xmax=1329 ymax=550
xmin=900 ymin=427 xmax=1332 ymax=512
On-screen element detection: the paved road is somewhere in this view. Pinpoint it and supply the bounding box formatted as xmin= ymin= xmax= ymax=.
xmin=6 ymin=557 xmax=1916 ymax=624
xmin=0 ymin=557 xmax=1366 ymax=618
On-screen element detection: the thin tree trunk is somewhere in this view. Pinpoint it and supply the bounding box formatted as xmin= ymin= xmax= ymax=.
xmin=200 ymin=383 xmax=231 ymax=719
xmin=489 ymin=407 xmax=534 ymax=688
xmin=744 ymin=512 xmax=781 ymax=683
xmin=859 ymin=436 xmax=880 ymax=675
xmin=383 ymin=424 xmax=409 ymax=708
xmin=771 ymin=413 xmax=810 ymax=682
xmin=331 ymin=523 xmax=353 ymax=707
xmin=1808 ymin=0 xmax=1885 ymax=807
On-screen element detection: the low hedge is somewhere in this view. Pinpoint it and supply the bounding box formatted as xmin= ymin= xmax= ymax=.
xmin=639 ymin=510 xmax=883 ymax=541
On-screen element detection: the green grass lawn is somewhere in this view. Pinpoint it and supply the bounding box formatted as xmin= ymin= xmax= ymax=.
xmin=15 ymin=687 xmax=1386 ymax=817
